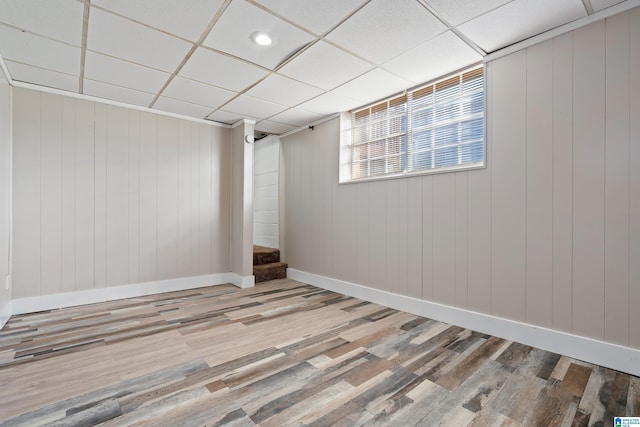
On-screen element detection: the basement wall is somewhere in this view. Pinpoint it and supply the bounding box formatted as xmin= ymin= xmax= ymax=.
xmin=11 ymin=87 xmax=232 ymax=299
xmin=281 ymin=7 xmax=640 ymax=350
xmin=253 ymin=135 xmax=280 ymax=249
xmin=0 ymin=66 xmax=10 ymax=325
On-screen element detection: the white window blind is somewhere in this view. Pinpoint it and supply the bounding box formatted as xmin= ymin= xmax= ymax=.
xmin=342 ymin=66 xmax=484 ymax=183
xmin=350 ymin=94 xmax=407 ymax=180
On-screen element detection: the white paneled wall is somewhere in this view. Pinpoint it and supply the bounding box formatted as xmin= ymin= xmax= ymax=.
xmin=0 ymin=69 xmax=10 ymax=325
xmin=11 ymin=87 xmax=231 ymax=299
xmin=282 ymin=7 xmax=640 ymax=349
xmin=253 ymin=135 xmax=280 ymax=248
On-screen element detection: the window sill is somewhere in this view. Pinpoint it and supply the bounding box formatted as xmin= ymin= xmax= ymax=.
xmin=338 ymin=161 xmax=486 ymax=185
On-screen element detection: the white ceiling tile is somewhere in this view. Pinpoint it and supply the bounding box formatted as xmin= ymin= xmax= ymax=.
xmin=590 ymin=0 xmax=626 ymax=11
xmin=6 ymin=60 xmax=78 ymax=92
xmin=254 ymin=0 xmax=365 ymax=35
xmin=179 ymin=47 xmax=269 ymax=92
xmin=0 ymin=26 xmax=80 ymax=75
xmin=332 ymin=69 xmax=413 ymax=103
xmin=222 ymin=94 xmax=288 ymax=120
xmin=278 ymin=41 xmax=372 ymax=91
xmin=426 ymin=0 xmax=513 ymax=26
xmin=458 ymin=0 xmax=587 ymax=52
xmin=84 ymin=79 xmax=155 ymax=107
xmin=84 ymin=51 xmax=169 ymax=94
xmin=383 ymin=31 xmax=482 ymax=84
xmin=326 ymin=0 xmax=447 ymax=64
xmin=268 ymin=108 xmax=325 ymax=127
xmin=163 ymin=76 xmax=236 ymax=108
xmin=92 ymin=0 xmax=224 ymax=42
xmin=255 ymin=120 xmax=297 ymax=135
xmin=87 ymin=8 xmax=192 ymax=72
xmin=245 ymin=74 xmax=323 ymax=107
xmin=296 ymin=91 xmax=361 ymax=115
xmin=206 ymin=110 xmax=249 ymax=124
xmin=0 ymin=0 xmax=84 ymax=45
xmin=203 ymin=0 xmax=315 ymax=69
xmin=153 ymin=96 xmax=213 ymax=118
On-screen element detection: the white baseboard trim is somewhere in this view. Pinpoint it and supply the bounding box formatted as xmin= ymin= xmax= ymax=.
xmin=0 ymin=300 xmax=11 ymax=329
xmin=288 ymin=268 xmax=640 ymax=377
xmin=11 ymin=272 xmax=243 ymax=316
xmin=232 ymin=274 xmax=255 ymax=289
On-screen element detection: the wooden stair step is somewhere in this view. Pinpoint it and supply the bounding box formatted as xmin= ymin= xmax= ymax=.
xmin=253 ymin=245 xmax=281 ymax=265
xmin=253 ymin=262 xmax=288 ymax=283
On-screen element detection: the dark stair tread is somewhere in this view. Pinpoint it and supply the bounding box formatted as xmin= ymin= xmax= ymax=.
xmin=253 ymin=261 xmax=288 ymax=270
xmin=253 ymin=262 xmax=288 ymax=283
xmin=253 ymin=245 xmax=281 ymax=265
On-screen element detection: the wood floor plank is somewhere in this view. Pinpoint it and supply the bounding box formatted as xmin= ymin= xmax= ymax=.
xmin=0 ymin=279 xmax=637 ymax=426
xmin=560 ymin=363 xmax=592 ymax=398
xmin=521 ymin=386 xmax=577 ymax=427
xmin=628 ymin=376 xmax=640 ymax=417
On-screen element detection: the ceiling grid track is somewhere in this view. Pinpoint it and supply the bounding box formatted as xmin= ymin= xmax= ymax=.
xmin=582 ymin=0 xmax=596 ymax=14
xmin=1 ymin=0 xmax=636 ymax=133
xmin=148 ymin=0 xmax=234 ymax=108
xmin=78 ymin=0 xmax=90 ymax=93
xmin=415 ymin=0 xmax=487 ymax=57
xmin=210 ymin=0 xmax=375 ymax=122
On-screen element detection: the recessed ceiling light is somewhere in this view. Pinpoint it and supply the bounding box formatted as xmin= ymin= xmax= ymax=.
xmin=251 ymin=31 xmax=274 ymax=47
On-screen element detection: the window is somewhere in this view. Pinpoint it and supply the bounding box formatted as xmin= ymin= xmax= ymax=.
xmin=340 ymin=66 xmax=485 ymax=183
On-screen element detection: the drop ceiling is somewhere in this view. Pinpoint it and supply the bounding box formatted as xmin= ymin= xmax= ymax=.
xmin=0 ymin=0 xmax=630 ymax=134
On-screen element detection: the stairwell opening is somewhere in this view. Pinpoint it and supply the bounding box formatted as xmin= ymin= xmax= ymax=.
xmin=253 ymin=134 xmax=286 ymax=282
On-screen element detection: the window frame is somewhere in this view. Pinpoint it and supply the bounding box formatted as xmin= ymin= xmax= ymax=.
xmin=339 ymin=64 xmax=487 ymax=184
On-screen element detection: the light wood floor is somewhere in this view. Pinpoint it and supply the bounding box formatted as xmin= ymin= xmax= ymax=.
xmin=0 ymin=279 xmax=638 ymax=426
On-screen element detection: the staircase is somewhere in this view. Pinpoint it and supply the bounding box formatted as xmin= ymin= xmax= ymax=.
xmin=253 ymin=245 xmax=288 ymax=283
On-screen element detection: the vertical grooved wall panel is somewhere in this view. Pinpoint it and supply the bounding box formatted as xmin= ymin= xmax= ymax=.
xmin=356 ymin=181 xmax=369 ymax=286
xmin=628 ymin=7 xmax=640 ymax=348
xmin=0 ymin=72 xmax=8 ymax=314
xmin=197 ymin=124 xmax=212 ymax=275
xmin=551 ymin=32 xmax=574 ymax=333
xmin=396 ymin=179 xmax=409 ymax=297
xmin=369 ymin=180 xmax=387 ymax=291
xmin=525 ymin=40 xmax=553 ymax=328
xmin=128 ymin=110 xmax=140 ymax=284
xmin=406 ymin=177 xmax=422 ymax=299
xmin=12 ymin=88 xmax=41 ymax=298
xmin=421 ymin=176 xmax=433 ymax=301
xmin=467 ymin=65 xmax=492 ymax=315
xmin=11 ymin=89 xmax=231 ymax=298
xmin=572 ymin=20 xmax=606 ymax=341
xmin=309 ymin=133 xmax=321 ymax=274
xmin=105 ymin=105 xmax=129 ymax=286
xmin=94 ymin=103 xmax=107 ymax=288
xmin=74 ymin=99 xmax=95 ymax=290
xmin=212 ymin=125 xmax=230 ymax=273
xmin=432 ymin=173 xmax=455 ymax=306
xmin=156 ymin=116 xmax=179 ymax=280
xmin=312 ymin=131 xmax=333 ymax=276
xmin=139 ymin=112 xmax=158 ymax=283
xmin=177 ymin=120 xmax=193 ymax=277
xmin=40 ymin=93 xmax=63 ymax=295
xmin=190 ymin=122 xmax=201 ymax=276
xmin=490 ymin=51 xmax=527 ymax=322
xmin=61 ymin=97 xmax=76 ymax=293
xmin=604 ymin=11 xmax=630 ymax=346
xmin=332 ymin=181 xmax=350 ymax=282
xmin=454 ymin=172 xmax=468 ymax=308
xmin=385 ymin=179 xmax=400 ymax=295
